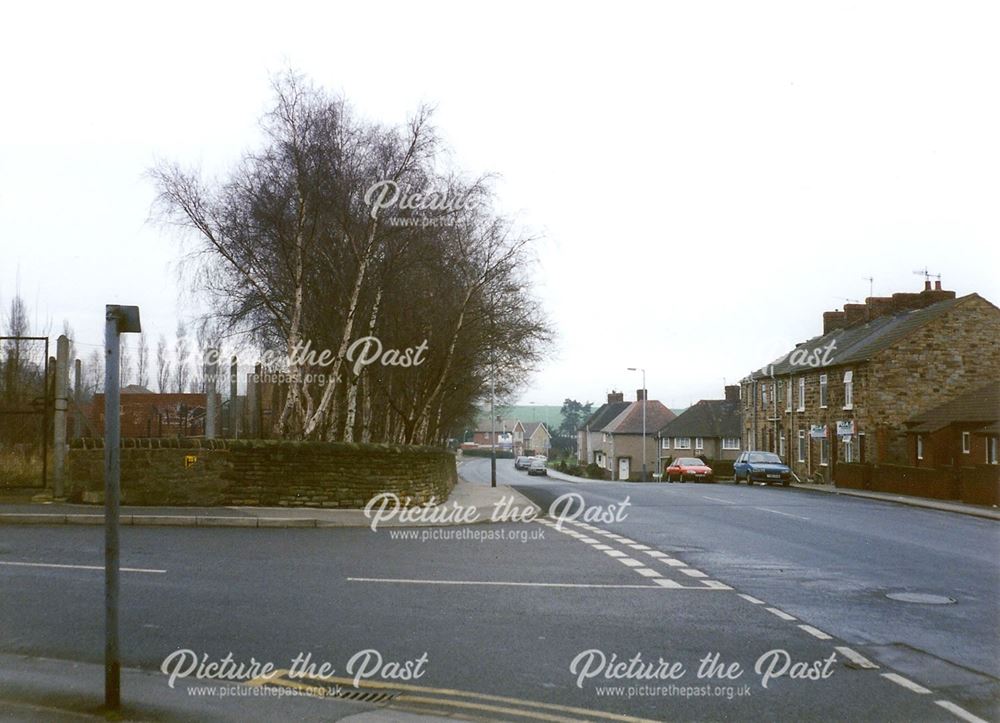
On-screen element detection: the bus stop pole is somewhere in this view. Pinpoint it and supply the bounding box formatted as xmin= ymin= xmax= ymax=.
xmin=104 ymin=308 xmax=121 ymax=710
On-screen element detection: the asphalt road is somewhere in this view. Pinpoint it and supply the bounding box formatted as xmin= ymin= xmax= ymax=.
xmin=0 ymin=457 xmax=996 ymax=721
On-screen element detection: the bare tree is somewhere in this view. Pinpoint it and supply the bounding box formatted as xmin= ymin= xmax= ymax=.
xmin=156 ymin=334 xmax=171 ymax=393
xmin=86 ymin=349 xmax=103 ymax=396
xmin=172 ymin=322 xmax=190 ymax=393
xmin=151 ymin=70 xmax=550 ymax=444
xmin=136 ymin=332 xmax=150 ymax=389
xmin=119 ymin=337 xmax=132 ymax=388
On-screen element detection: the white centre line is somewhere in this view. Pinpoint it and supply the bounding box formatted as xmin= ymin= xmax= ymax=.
xmin=346 ymin=577 xmax=727 ymax=590
xmin=798 ymin=624 xmax=833 ymax=640
xmin=935 ymin=700 xmax=989 ymax=723
xmin=766 ymin=607 xmax=798 ymax=621
xmin=834 ymin=646 xmax=879 ymax=669
xmin=738 ymin=593 xmax=765 ymax=605
xmin=753 ymin=506 xmax=811 ymax=521
xmin=702 ymin=496 xmax=736 ymax=504
xmin=881 ymin=673 xmax=931 ymax=694
xmin=0 ymin=561 xmax=166 ymax=574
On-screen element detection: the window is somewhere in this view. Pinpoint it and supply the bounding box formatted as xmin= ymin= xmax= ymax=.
xmin=761 ymin=385 xmax=768 ymax=406
xmin=722 ymin=437 xmax=740 ymax=450
xmin=785 ymin=380 xmax=792 ymax=412
xmin=675 ymin=437 xmax=691 ymax=449
xmin=989 ymin=437 xmax=998 ymax=465
xmin=843 ymin=436 xmax=853 ymax=463
xmin=843 ymin=370 xmax=853 ymax=410
xmin=962 ymin=432 xmax=971 ymax=454
xmin=916 ymin=435 xmax=924 ymax=461
xmin=797 ymin=430 xmax=806 ymax=462
xmin=661 ymin=437 xmax=669 ymax=450
xmin=820 ymin=437 xmax=830 ymax=466
xmin=603 ymin=433 xmax=610 ymax=442
xmin=695 ymin=437 xmax=704 ymax=450
xmin=819 ymin=374 xmax=828 ymax=408
xmin=779 ymin=433 xmax=786 ymax=458
xmin=797 ymin=378 xmax=805 ymax=411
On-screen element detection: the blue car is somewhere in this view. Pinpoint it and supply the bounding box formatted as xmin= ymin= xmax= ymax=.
xmin=734 ymin=451 xmax=792 ymax=486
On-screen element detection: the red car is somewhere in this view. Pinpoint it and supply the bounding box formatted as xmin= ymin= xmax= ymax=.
xmin=664 ymin=457 xmax=714 ymax=483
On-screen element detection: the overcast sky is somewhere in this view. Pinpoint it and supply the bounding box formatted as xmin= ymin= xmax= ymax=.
xmin=1 ymin=1 xmax=997 ymax=408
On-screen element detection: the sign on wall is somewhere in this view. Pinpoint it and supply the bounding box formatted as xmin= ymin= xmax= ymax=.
xmin=810 ymin=424 xmax=828 ymax=439
xmin=836 ymin=420 xmax=855 ymax=437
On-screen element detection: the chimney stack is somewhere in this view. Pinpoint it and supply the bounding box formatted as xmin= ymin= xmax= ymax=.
xmin=935 ymin=279 xmax=942 ymax=291
xmin=924 ymin=279 xmax=932 ymax=291
xmin=607 ymin=390 xmax=624 ymax=404
xmin=725 ymin=385 xmax=740 ymax=403
xmin=823 ymin=311 xmax=847 ymax=334
xmin=825 ymin=281 xmax=957 ymax=333
xmin=636 ymin=389 xmax=647 ymax=401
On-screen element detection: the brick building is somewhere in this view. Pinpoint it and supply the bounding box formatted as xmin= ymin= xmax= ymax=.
xmin=90 ymin=386 xmax=207 ymax=438
xmin=904 ymin=381 xmax=999 ymax=467
xmin=577 ymin=391 xmax=630 ymax=466
xmin=657 ymin=386 xmax=743 ymax=466
xmin=741 ymin=283 xmax=1000 ymax=482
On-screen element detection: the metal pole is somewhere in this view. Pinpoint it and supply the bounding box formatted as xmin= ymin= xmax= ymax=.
xmin=490 ymin=374 xmax=496 ymax=488
xmin=103 ymin=310 xmax=121 ymax=710
xmin=53 ymin=335 xmax=69 ymax=497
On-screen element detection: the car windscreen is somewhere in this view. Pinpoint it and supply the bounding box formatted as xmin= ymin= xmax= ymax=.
xmin=748 ymin=453 xmax=782 ymax=464
xmin=676 ymin=458 xmax=703 ymax=465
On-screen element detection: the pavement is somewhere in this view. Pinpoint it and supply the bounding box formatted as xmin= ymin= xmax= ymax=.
xmin=0 ymin=475 xmax=541 ymax=529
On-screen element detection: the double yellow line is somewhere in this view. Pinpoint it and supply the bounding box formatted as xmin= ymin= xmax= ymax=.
xmin=248 ymin=670 xmax=662 ymax=722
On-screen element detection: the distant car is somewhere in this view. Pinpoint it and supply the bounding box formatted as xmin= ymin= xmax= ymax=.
xmin=514 ymin=456 xmax=533 ymax=470
xmin=734 ymin=451 xmax=792 ymax=486
xmin=664 ymin=457 xmax=714 ymax=483
xmin=527 ymin=458 xmax=548 ymax=476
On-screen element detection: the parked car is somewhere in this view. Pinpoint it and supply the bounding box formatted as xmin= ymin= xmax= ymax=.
xmin=733 ymin=451 xmax=792 ymax=486
xmin=514 ymin=456 xmax=533 ymax=470
xmin=664 ymin=457 xmax=714 ymax=483
xmin=527 ymin=458 xmax=548 ymax=476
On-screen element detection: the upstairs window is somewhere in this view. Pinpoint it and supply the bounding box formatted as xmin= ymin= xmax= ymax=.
xmin=785 ymin=380 xmax=792 ymax=412
xmin=695 ymin=437 xmax=704 ymax=450
xmin=797 ymin=378 xmax=805 ymax=411
xmin=917 ymin=435 xmax=924 ymax=461
xmin=819 ymin=374 xmax=828 ymax=408
xmin=962 ymin=432 xmax=971 ymax=454
xmin=843 ymin=370 xmax=854 ymax=409
xmin=675 ymin=437 xmax=691 ymax=449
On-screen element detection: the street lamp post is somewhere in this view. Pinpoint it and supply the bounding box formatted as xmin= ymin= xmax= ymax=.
xmin=627 ymin=367 xmax=647 ymax=482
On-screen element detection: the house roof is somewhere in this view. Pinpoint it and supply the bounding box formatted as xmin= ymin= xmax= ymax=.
xmin=474 ymin=417 xmax=523 ymax=433
xmin=748 ymin=295 xmax=981 ymax=379
xmin=904 ymin=382 xmax=1000 ymax=434
xmin=657 ymin=399 xmax=741 ymax=438
xmin=602 ymin=400 xmax=676 ymax=435
xmin=522 ymin=421 xmax=549 ymax=438
xmin=579 ymin=401 xmax=631 ymax=432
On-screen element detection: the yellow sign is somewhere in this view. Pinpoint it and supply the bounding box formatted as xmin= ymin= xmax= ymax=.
xmin=184 ymin=455 xmax=197 ymax=468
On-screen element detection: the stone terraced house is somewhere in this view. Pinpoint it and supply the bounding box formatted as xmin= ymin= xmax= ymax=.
xmin=741 ymin=282 xmax=1000 ymax=482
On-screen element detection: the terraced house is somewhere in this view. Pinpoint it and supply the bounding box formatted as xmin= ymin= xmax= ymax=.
xmin=741 ymin=282 xmax=1000 ymax=483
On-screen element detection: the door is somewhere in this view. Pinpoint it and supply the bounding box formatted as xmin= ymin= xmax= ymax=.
xmin=618 ymin=457 xmax=630 ymax=481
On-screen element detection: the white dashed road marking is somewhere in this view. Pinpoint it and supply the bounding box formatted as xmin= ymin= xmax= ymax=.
xmin=753 ymin=506 xmax=811 ymax=520
xmin=835 ymin=646 xmax=879 ymax=669
xmin=738 ymin=593 xmax=765 ymax=604
xmin=0 ymin=560 xmax=166 ymax=574
xmin=766 ymin=607 xmax=797 ymax=621
xmin=881 ymin=673 xmax=931 ymax=694
xmin=935 ymin=700 xmax=989 ymax=723
xmin=798 ymin=624 xmax=833 ymax=641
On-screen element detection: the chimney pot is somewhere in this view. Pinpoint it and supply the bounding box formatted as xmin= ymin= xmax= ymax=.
xmin=935 ymin=279 xmax=942 ymax=290
xmin=924 ymin=280 xmax=932 ymax=291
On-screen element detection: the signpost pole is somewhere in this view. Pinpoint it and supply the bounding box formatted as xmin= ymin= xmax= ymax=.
xmin=103 ymin=305 xmax=140 ymax=711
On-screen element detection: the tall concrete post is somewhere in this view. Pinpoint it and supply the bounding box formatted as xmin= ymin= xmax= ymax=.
xmin=53 ymin=335 xmax=69 ymax=497
xmin=230 ymin=355 xmax=238 ymax=439
xmin=205 ymin=349 xmax=217 ymax=439
xmin=73 ymin=358 xmax=83 ymax=439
